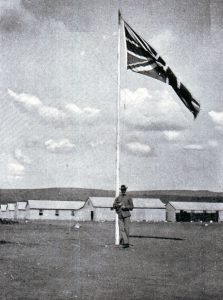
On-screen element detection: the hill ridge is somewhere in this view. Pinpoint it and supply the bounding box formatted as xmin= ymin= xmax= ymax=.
xmin=0 ymin=188 xmax=223 ymax=205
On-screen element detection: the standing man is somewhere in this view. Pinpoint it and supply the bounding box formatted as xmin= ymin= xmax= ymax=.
xmin=113 ymin=185 xmax=134 ymax=248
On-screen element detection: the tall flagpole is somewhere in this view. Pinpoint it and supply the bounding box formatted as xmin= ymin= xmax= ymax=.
xmin=115 ymin=10 xmax=121 ymax=245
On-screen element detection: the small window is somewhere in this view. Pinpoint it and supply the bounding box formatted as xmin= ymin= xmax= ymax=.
xmin=55 ymin=210 xmax=59 ymax=216
xmin=39 ymin=209 xmax=43 ymax=216
xmin=71 ymin=210 xmax=75 ymax=216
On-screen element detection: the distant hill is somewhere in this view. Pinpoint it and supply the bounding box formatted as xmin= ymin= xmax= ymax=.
xmin=0 ymin=188 xmax=223 ymax=205
xmin=0 ymin=188 xmax=115 ymax=204
xmin=128 ymin=190 xmax=223 ymax=204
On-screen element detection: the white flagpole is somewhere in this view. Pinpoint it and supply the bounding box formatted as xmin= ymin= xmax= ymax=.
xmin=115 ymin=10 xmax=121 ymax=245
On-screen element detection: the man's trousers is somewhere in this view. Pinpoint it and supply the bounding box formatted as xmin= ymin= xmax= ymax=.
xmin=119 ymin=217 xmax=130 ymax=245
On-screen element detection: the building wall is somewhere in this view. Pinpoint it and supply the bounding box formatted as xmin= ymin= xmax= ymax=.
xmin=16 ymin=210 xmax=27 ymax=220
xmin=166 ymin=204 xmax=176 ymax=222
xmin=26 ymin=201 xmax=93 ymax=221
xmin=6 ymin=210 xmax=15 ymax=219
xmin=131 ymin=208 xmax=166 ymax=222
xmin=73 ymin=203 xmax=92 ymax=221
xmin=0 ymin=212 xmax=7 ymax=219
xmin=27 ymin=209 xmax=77 ymax=221
xmin=94 ymin=207 xmax=115 ymax=221
xmin=92 ymin=208 xmax=166 ymax=222
xmin=219 ymin=211 xmax=223 ymax=222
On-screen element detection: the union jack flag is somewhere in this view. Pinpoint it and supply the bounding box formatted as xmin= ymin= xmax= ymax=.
xmin=123 ymin=19 xmax=200 ymax=118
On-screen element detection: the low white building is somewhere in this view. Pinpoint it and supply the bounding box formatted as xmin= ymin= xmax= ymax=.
xmin=88 ymin=197 xmax=166 ymax=222
xmin=131 ymin=198 xmax=166 ymax=222
xmin=6 ymin=203 xmax=16 ymax=219
xmin=26 ymin=200 xmax=91 ymax=221
xmin=166 ymin=202 xmax=223 ymax=222
xmin=0 ymin=204 xmax=7 ymax=219
xmin=15 ymin=202 xmax=27 ymax=220
xmin=88 ymin=197 xmax=114 ymax=221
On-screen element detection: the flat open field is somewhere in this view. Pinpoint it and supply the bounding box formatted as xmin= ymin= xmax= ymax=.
xmin=0 ymin=221 xmax=222 ymax=300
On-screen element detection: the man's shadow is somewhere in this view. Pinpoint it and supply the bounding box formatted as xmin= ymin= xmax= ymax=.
xmin=130 ymin=235 xmax=185 ymax=241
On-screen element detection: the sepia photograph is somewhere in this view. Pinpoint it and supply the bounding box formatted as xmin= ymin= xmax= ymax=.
xmin=0 ymin=0 xmax=223 ymax=299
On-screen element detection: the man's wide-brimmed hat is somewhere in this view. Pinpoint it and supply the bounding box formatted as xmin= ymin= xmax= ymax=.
xmin=120 ymin=185 xmax=128 ymax=191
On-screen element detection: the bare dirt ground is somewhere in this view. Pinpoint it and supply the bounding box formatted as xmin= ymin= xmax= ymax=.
xmin=0 ymin=221 xmax=222 ymax=300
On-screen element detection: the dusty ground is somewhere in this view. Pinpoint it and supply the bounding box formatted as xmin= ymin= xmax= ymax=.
xmin=0 ymin=221 xmax=222 ymax=300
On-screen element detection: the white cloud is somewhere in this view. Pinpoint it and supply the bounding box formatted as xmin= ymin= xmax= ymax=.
xmin=65 ymin=103 xmax=100 ymax=119
xmin=38 ymin=106 xmax=67 ymax=122
xmin=121 ymin=88 xmax=150 ymax=107
xmin=8 ymin=89 xmax=41 ymax=110
xmin=0 ymin=0 xmax=21 ymax=10
xmin=208 ymin=111 xmax=223 ymax=127
xmin=208 ymin=140 xmax=218 ymax=148
xmin=121 ymin=88 xmax=188 ymax=131
xmin=80 ymin=50 xmax=85 ymax=56
xmin=126 ymin=142 xmax=152 ymax=156
xmin=83 ymin=107 xmax=100 ymax=116
xmin=8 ymin=89 xmax=100 ymax=125
xmin=0 ymin=0 xmax=67 ymax=35
xmin=183 ymin=144 xmax=204 ymax=151
xmin=65 ymin=103 xmax=82 ymax=114
xmin=150 ymin=30 xmax=176 ymax=51
xmin=0 ymin=152 xmax=26 ymax=181
xmin=45 ymin=139 xmax=76 ymax=153
xmin=89 ymin=141 xmax=104 ymax=148
xmin=163 ymin=130 xmax=181 ymax=141
xmin=14 ymin=149 xmax=31 ymax=164
xmin=7 ymin=159 xmax=24 ymax=179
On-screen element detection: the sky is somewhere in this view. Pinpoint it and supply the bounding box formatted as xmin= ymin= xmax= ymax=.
xmin=0 ymin=0 xmax=223 ymax=191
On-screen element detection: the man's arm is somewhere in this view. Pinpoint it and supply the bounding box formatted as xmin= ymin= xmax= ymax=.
xmin=112 ymin=197 xmax=121 ymax=210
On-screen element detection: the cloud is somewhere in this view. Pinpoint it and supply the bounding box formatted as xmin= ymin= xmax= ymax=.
xmin=8 ymin=89 xmax=41 ymax=110
xmin=0 ymin=0 xmax=67 ymax=35
xmin=150 ymin=30 xmax=176 ymax=52
xmin=208 ymin=140 xmax=218 ymax=148
xmin=65 ymin=104 xmax=100 ymax=119
xmin=0 ymin=0 xmax=24 ymax=32
xmin=102 ymin=34 xmax=108 ymax=40
xmin=183 ymin=144 xmax=204 ymax=151
xmin=126 ymin=142 xmax=152 ymax=156
xmin=208 ymin=111 xmax=223 ymax=127
xmin=163 ymin=130 xmax=181 ymax=141
xmin=121 ymin=88 xmax=189 ymax=131
xmin=0 ymin=151 xmax=28 ymax=181
xmin=45 ymin=139 xmax=76 ymax=153
xmin=38 ymin=106 xmax=67 ymax=123
xmin=89 ymin=141 xmax=104 ymax=148
xmin=14 ymin=149 xmax=31 ymax=164
xmin=7 ymin=159 xmax=25 ymax=179
xmin=0 ymin=0 xmax=39 ymax=34
xmin=8 ymin=89 xmax=100 ymax=125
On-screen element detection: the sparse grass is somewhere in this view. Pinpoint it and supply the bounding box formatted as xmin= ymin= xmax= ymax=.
xmin=0 ymin=221 xmax=222 ymax=300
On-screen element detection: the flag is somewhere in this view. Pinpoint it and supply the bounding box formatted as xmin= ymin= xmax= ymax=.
xmin=123 ymin=19 xmax=200 ymax=118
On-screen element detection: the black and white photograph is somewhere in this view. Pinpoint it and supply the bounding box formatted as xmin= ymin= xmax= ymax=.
xmin=0 ymin=0 xmax=223 ymax=299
